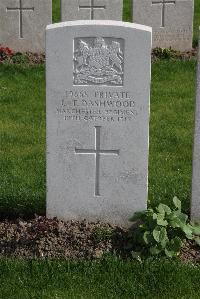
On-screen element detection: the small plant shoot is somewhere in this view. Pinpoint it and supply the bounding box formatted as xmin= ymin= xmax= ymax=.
xmin=129 ymin=197 xmax=200 ymax=258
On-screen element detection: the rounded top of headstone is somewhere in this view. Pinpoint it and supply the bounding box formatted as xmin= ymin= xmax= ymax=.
xmin=46 ymin=20 xmax=152 ymax=33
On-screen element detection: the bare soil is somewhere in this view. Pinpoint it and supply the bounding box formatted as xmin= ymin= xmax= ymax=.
xmin=0 ymin=216 xmax=128 ymax=260
xmin=0 ymin=216 xmax=199 ymax=263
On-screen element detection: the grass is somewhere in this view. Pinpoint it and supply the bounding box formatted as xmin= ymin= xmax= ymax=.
xmin=0 ymin=257 xmax=200 ymax=299
xmin=52 ymin=0 xmax=60 ymax=23
xmin=0 ymin=64 xmax=46 ymax=218
xmin=149 ymin=60 xmax=196 ymax=212
xmin=193 ymin=0 xmax=200 ymax=46
xmin=123 ymin=0 xmax=132 ymax=22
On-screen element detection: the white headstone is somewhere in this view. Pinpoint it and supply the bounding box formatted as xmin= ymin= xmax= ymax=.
xmin=0 ymin=0 xmax=52 ymax=52
xmin=133 ymin=0 xmax=194 ymax=51
xmin=46 ymin=20 xmax=152 ymax=227
xmin=61 ymin=0 xmax=123 ymax=21
xmin=191 ymin=30 xmax=200 ymax=223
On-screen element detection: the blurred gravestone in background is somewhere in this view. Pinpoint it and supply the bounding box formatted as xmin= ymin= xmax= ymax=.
xmin=61 ymin=0 xmax=123 ymax=21
xmin=133 ymin=0 xmax=194 ymax=51
xmin=191 ymin=30 xmax=200 ymax=223
xmin=0 ymin=0 xmax=52 ymax=52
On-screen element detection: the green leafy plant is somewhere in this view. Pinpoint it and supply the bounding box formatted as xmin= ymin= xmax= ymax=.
xmin=129 ymin=197 xmax=200 ymax=258
xmin=152 ymin=47 xmax=179 ymax=60
xmin=93 ymin=226 xmax=115 ymax=243
xmin=11 ymin=52 xmax=29 ymax=64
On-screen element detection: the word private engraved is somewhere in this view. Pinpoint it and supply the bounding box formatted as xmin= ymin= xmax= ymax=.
xmin=73 ymin=37 xmax=124 ymax=86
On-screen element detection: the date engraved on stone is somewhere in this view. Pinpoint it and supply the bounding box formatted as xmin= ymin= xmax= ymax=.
xmin=73 ymin=37 xmax=124 ymax=86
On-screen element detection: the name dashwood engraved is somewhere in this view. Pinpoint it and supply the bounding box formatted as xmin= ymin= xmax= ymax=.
xmin=75 ymin=126 xmax=119 ymax=196
xmin=73 ymin=37 xmax=124 ymax=86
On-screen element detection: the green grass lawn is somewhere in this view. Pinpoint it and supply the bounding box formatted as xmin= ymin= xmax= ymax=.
xmin=52 ymin=0 xmax=60 ymax=23
xmin=0 ymin=64 xmax=46 ymax=218
xmin=1 ymin=257 xmax=200 ymax=299
xmin=193 ymin=0 xmax=200 ymax=46
xmin=150 ymin=60 xmax=196 ymax=212
xmin=0 ymin=2 xmax=200 ymax=298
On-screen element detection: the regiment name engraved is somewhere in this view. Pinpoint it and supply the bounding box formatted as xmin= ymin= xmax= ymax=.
xmin=73 ymin=37 xmax=124 ymax=86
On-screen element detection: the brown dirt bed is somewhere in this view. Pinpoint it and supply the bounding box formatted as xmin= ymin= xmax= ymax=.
xmin=0 ymin=216 xmax=199 ymax=263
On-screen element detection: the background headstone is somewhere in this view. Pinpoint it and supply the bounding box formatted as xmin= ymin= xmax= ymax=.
xmin=191 ymin=29 xmax=200 ymax=223
xmin=133 ymin=0 xmax=194 ymax=51
xmin=0 ymin=0 xmax=52 ymax=52
xmin=61 ymin=0 xmax=123 ymax=21
xmin=46 ymin=20 xmax=151 ymax=227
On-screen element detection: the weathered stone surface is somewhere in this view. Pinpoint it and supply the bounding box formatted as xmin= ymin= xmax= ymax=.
xmin=61 ymin=0 xmax=123 ymax=21
xmin=133 ymin=0 xmax=194 ymax=51
xmin=191 ymin=30 xmax=200 ymax=223
xmin=46 ymin=20 xmax=152 ymax=227
xmin=0 ymin=0 xmax=52 ymax=52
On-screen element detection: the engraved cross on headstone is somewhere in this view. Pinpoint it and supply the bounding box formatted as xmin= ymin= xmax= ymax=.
xmin=75 ymin=126 xmax=119 ymax=196
xmin=6 ymin=0 xmax=34 ymax=38
xmin=79 ymin=0 xmax=106 ymax=20
xmin=152 ymin=0 xmax=176 ymax=27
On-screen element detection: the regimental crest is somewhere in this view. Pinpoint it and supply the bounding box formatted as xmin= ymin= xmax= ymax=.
xmin=73 ymin=37 xmax=124 ymax=86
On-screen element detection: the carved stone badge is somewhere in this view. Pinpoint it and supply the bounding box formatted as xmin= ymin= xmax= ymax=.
xmin=73 ymin=37 xmax=124 ymax=86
